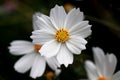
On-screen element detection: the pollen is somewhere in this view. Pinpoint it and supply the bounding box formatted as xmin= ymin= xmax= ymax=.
xmin=55 ymin=28 xmax=69 ymax=43
xmin=98 ymin=77 xmax=107 ymax=80
xmin=34 ymin=44 xmax=41 ymax=52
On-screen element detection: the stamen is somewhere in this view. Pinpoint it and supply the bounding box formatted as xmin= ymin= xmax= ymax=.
xmin=98 ymin=77 xmax=107 ymax=80
xmin=55 ymin=28 xmax=69 ymax=43
xmin=34 ymin=44 xmax=41 ymax=52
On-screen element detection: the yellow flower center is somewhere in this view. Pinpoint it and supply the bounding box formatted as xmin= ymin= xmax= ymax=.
xmin=55 ymin=28 xmax=69 ymax=42
xmin=98 ymin=77 xmax=107 ymax=80
xmin=34 ymin=44 xmax=41 ymax=52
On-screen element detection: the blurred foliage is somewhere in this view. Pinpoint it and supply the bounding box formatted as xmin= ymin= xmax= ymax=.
xmin=0 ymin=0 xmax=120 ymax=80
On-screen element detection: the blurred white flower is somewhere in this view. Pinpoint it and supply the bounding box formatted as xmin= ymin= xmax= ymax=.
xmin=8 ymin=40 xmax=61 ymax=79
xmin=31 ymin=5 xmax=92 ymax=67
xmin=85 ymin=47 xmax=120 ymax=80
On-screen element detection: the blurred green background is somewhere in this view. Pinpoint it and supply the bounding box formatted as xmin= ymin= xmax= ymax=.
xmin=0 ymin=0 xmax=120 ymax=80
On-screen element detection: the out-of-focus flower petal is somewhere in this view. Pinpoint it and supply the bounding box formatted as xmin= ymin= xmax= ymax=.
xmin=112 ymin=71 xmax=120 ymax=80
xmin=30 ymin=54 xmax=46 ymax=79
xmin=14 ymin=53 xmax=36 ymax=73
xmin=9 ymin=40 xmax=34 ymax=55
xmin=85 ymin=61 xmax=98 ymax=80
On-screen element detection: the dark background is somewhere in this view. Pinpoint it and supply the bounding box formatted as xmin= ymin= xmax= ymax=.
xmin=0 ymin=0 xmax=120 ymax=80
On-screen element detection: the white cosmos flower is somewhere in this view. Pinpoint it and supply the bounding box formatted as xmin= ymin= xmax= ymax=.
xmin=31 ymin=5 xmax=92 ymax=67
xmin=8 ymin=40 xmax=61 ymax=79
xmin=85 ymin=47 xmax=120 ymax=80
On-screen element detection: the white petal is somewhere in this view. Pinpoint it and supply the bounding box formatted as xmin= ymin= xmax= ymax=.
xmin=66 ymin=35 xmax=87 ymax=54
xmin=66 ymin=41 xmax=81 ymax=54
xmin=77 ymin=26 xmax=92 ymax=38
xmin=70 ymin=35 xmax=87 ymax=43
xmin=69 ymin=21 xmax=88 ymax=32
xmin=33 ymin=12 xmax=42 ymax=30
xmin=14 ymin=53 xmax=36 ymax=73
xmin=31 ymin=30 xmax=54 ymax=45
xmin=56 ymin=44 xmax=73 ymax=67
xmin=50 ymin=5 xmax=66 ymax=29
xmin=64 ymin=8 xmax=84 ymax=29
xmin=55 ymin=69 xmax=61 ymax=76
xmin=34 ymin=12 xmax=57 ymax=33
xmin=46 ymin=57 xmax=61 ymax=76
xmin=30 ymin=54 xmax=46 ymax=79
xmin=112 ymin=71 xmax=120 ymax=80
xmin=105 ymin=53 xmax=117 ymax=79
xmin=46 ymin=57 xmax=60 ymax=69
xmin=39 ymin=40 xmax=61 ymax=58
xmin=33 ymin=12 xmax=55 ymax=30
xmin=85 ymin=61 xmax=98 ymax=80
xmin=92 ymin=47 xmax=106 ymax=76
xmin=8 ymin=40 xmax=34 ymax=55
xmin=70 ymin=21 xmax=92 ymax=38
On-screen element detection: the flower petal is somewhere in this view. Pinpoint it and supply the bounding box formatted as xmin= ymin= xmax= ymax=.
xmin=85 ymin=61 xmax=98 ymax=80
xmin=33 ymin=12 xmax=41 ymax=30
xmin=64 ymin=8 xmax=84 ymax=29
xmin=31 ymin=30 xmax=54 ymax=45
xmin=105 ymin=53 xmax=117 ymax=79
xmin=56 ymin=44 xmax=73 ymax=67
xmin=70 ymin=35 xmax=87 ymax=46
xmin=50 ymin=5 xmax=66 ymax=29
xmin=8 ymin=40 xmax=34 ymax=55
xmin=46 ymin=57 xmax=61 ymax=75
xmin=69 ymin=21 xmax=92 ymax=38
xmin=66 ymin=35 xmax=87 ymax=54
xmin=66 ymin=41 xmax=81 ymax=54
xmin=92 ymin=47 xmax=106 ymax=76
xmin=30 ymin=54 xmax=46 ymax=79
xmin=34 ymin=13 xmax=57 ymax=33
xmin=46 ymin=57 xmax=60 ymax=70
xmin=39 ymin=40 xmax=61 ymax=58
xmin=54 ymin=69 xmax=61 ymax=76
xmin=14 ymin=53 xmax=36 ymax=73
xmin=112 ymin=71 xmax=120 ymax=80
